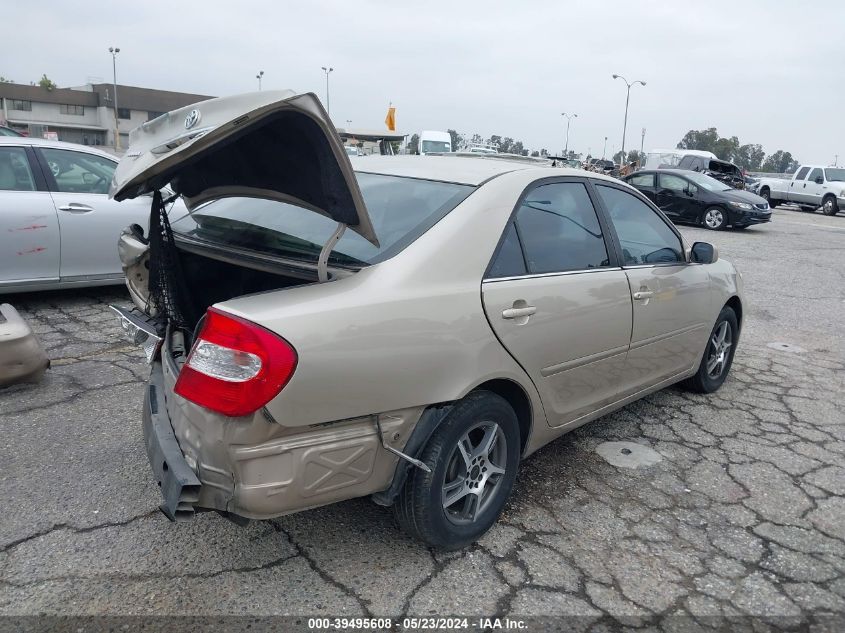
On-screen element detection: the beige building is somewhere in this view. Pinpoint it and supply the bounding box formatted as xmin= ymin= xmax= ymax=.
xmin=0 ymin=82 xmax=213 ymax=150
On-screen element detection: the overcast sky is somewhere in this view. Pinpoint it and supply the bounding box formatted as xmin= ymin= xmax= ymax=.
xmin=7 ymin=1 xmax=843 ymax=162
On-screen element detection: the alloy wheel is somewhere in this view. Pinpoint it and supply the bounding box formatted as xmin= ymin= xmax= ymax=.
xmin=441 ymin=421 xmax=508 ymax=525
xmin=823 ymin=198 xmax=836 ymax=215
xmin=704 ymin=208 xmax=724 ymax=229
xmin=706 ymin=321 xmax=732 ymax=379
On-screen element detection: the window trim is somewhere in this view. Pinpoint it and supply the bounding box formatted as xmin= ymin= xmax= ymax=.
xmin=587 ymin=179 xmax=689 ymax=269
xmin=483 ymin=176 xmax=621 ymax=281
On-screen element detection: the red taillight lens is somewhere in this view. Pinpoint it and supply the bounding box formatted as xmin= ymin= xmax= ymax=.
xmin=174 ymin=308 xmax=297 ymax=417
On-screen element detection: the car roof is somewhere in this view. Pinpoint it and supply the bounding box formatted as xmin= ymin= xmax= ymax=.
xmin=350 ymin=155 xmax=557 ymax=186
xmin=0 ymin=136 xmax=119 ymax=159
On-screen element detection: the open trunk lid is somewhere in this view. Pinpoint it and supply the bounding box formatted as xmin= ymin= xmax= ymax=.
xmin=109 ymin=90 xmax=378 ymax=246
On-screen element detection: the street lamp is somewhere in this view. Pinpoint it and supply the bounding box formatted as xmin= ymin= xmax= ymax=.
xmin=256 ymin=70 xmax=264 ymax=90
xmin=612 ymin=74 xmax=646 ymax=165
xmin=602 ymin=136 xmax=608 ymax=160
xmin=561 ymin=112 xmax=577 ymax=156
xmin=108 ymin=47 xmax=120 ymax=150
xmin=321 ymin=66 xmax=334 ymax=116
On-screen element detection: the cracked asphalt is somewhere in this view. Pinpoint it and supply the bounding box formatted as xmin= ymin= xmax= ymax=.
xmin=1 ymin=206 xmax=843 ymax=628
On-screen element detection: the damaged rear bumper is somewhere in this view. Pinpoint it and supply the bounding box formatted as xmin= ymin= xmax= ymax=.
xmin=143 ymin=362 xmax=201 ymax=521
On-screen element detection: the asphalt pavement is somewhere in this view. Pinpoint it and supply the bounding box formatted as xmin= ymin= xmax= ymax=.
xmin=1 ymin=206 xmax=843 ymax=627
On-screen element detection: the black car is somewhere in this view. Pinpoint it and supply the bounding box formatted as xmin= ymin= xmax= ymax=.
xmin=624 ymin=169 xmax=772 ymax=230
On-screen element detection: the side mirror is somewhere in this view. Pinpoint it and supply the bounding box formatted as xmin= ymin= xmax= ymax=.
xmin=691 ymin=241 xmax=718 ymax=264
xmin=815 ymin=176 xmax=824 ymax=184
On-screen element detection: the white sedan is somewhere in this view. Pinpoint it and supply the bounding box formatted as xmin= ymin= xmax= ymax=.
xmin=0 ymin=137 xmax=164 ymax=294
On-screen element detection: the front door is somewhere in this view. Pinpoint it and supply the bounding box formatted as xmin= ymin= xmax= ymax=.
xmin=0 ymin=145 xmax=60 ymax=286
xmin=593 ymin=183 xmax=711 ymax=397
xmin=656 ymin=172 xmax=701 ymax=224
xmin=801 ymin=167 xmax=825 ymax=206
xmin=481 ymin=181 xmax=632 ymax=427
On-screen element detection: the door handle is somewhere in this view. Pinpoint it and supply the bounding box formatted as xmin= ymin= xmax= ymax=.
xmin=633 ymin=290 xmax=654 ymax=301
xmin=58 ymin=203 xmax=94 ymax=213
xmin=502 ymin=306 xmax=537 ymax=319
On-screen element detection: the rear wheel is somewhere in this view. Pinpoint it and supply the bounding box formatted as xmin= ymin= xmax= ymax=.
xmin=822 ymin=195 xmax=839 ymax=216
xmin=703 ymin=207 xmax=728 ymax=230
xmin=394 ymin=391 xmax=520 ymax=550
xmin=682 ymin=306 xmax=738 ymax=394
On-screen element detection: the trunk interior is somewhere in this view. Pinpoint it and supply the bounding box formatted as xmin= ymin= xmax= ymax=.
xmin=176 ymin=248 xmax=315 ymax=331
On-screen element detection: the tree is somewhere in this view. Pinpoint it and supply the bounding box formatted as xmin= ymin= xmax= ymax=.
xmin=0 ymin=76 xmax=13 ymax=83
xmin=530 ymin=150 xmax=540 ymax=157
xmin=677 ymin=128 xmax=719 ymax=153
xmin=735 ymin=144 xmax=765 ymax=171
xmin=447 ymin=129 xmax=463 ymax=152
xmin=489 ymin=135 xmax=502 ymax=152
xmin=408 ymin=133 xmax=419 ymax=155
xmin=626 ymin=149 xmax=641 ymax=164
xmin=613 ymin=150 xmax=625 ymax=164
xmin=761 ymin=150 xmax=798 ymax=174
xmin=38 ymin=74 xmax=57 ymax=91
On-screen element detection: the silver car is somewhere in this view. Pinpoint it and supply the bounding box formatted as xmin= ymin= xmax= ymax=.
xmin=111 ymin=91 xmax=744 ymax=549
xmin=0 ymin=138 xmax=163 ymax=294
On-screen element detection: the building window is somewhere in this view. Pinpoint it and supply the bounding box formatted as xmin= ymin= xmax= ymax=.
xmin=10 ymin=100 xmax=32 ymax=111
xmin=60 ymin=104 xmax=85 ymax=116
xmin=147 ymin=111 xmax=165 ymax=121
xmin=117 ymin=108 xmax=131 ymax=120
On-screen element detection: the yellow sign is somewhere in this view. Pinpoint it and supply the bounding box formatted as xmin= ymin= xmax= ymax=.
xmin=384 ymin=106 xmax=396 ymax=131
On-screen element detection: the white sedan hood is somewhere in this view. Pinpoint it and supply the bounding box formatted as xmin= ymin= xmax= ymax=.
xmin=109 ymin=90 xmax=378 ymax=246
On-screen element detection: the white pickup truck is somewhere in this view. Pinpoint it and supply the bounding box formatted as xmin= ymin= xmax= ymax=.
xmin=756 ymin=165 xmax=845 ymax=215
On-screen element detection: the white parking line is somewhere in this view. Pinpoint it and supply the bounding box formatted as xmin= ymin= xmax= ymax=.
xmin=776 ymin=219 xmax=845 ymax=231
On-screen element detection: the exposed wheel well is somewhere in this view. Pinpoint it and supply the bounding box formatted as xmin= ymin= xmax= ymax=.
xmin=471 ymin=379 xmax=532 ymax=454
xmin=725 ymin=296 xmax=743 ymax=331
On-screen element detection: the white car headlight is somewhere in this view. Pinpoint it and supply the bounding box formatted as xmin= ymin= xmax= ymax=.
xmin=728 ymin=201 xmax=754 ymax=211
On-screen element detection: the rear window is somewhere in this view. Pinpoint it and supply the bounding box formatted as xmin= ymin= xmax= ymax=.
xmin=169 ymin=173 xmax=474 ymax=266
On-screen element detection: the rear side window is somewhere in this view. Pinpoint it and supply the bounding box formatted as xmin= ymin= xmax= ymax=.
xmin=170 ymin=173 xmax=474 ymax=266
xmin=794 ymin=166 xmax=810 ymax=181
xmin=628 ymin=173 xmax=654 ymax=187
xmin=488 ymin=182 xmax=610 ymax=277
xmin=595 ymin=185 xmax=684 ymax=266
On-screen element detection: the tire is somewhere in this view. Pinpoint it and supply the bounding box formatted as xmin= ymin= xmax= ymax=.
xmin=394 ymin=391 xmax=520 ymax=550
xmin=761 ymin=189 xmax=778 ymax=208
xmin=822 ymin=195 xmax=839 ymax=216
xmin=703 ymin=206 xmax=728 ymax=230
xmin=682 ymin=306 xmax=738 ymax=394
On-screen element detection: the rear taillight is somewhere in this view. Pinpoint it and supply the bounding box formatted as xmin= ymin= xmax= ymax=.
xmin=174 ymin=308 xmax=297 ymax=417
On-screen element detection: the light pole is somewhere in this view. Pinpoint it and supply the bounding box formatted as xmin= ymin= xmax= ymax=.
xmin=108 ymin=47 xmax=120 ymax=150
xmin=640 ymin=127 xmax=646 ymax=162
xmin=612 ymin=74 xmax=646 ymax=165
xmin=321 ymin=66 xmax=333 ymax=116
xmin=561 ymin=112 xmax=577 ymax=156
xmin=256 ymin=70 xmax=264 ymax=90
xmin=602 ymin=136 xmax=608 ymax=160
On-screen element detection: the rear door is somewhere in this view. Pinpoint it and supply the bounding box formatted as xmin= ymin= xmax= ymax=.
xmin=481 ymin=179 xmax=632 ymax=427
xmin=36 ymin=146 xmax=150 ymax=281
xmin=593 ymin=183 xmax=711 ymax=396
xmin=787 ymin=166 xmax=810 ymax=202
xmin=626 ymin=171 xmax=657 ymax=204
xmin=0 ymin=145 xmax=60 ymax=286
xmin=656 ymin=172 xmax=701 ymax=224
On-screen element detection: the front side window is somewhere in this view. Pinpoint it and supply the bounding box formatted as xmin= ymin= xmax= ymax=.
xmin=658 ymin=174 xmax=689 ymax=192
xmin=807 ymin=168 xmax=823 ymax=183
xmin=595 ymin=185 xmax=684 ymax=266
xmin=510 ymin=182 xmax=609 ymax=274
xmin=39 ymin=148 xmax=116 ymax=194
xmin=0 ymin=147 xmax=36 ymax=191
xmin=170 ymin=173 xmax=474 ymax=266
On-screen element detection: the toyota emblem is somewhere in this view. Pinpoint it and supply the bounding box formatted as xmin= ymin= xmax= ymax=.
xmin=184 ymin=109 xmax=201 ymax=129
